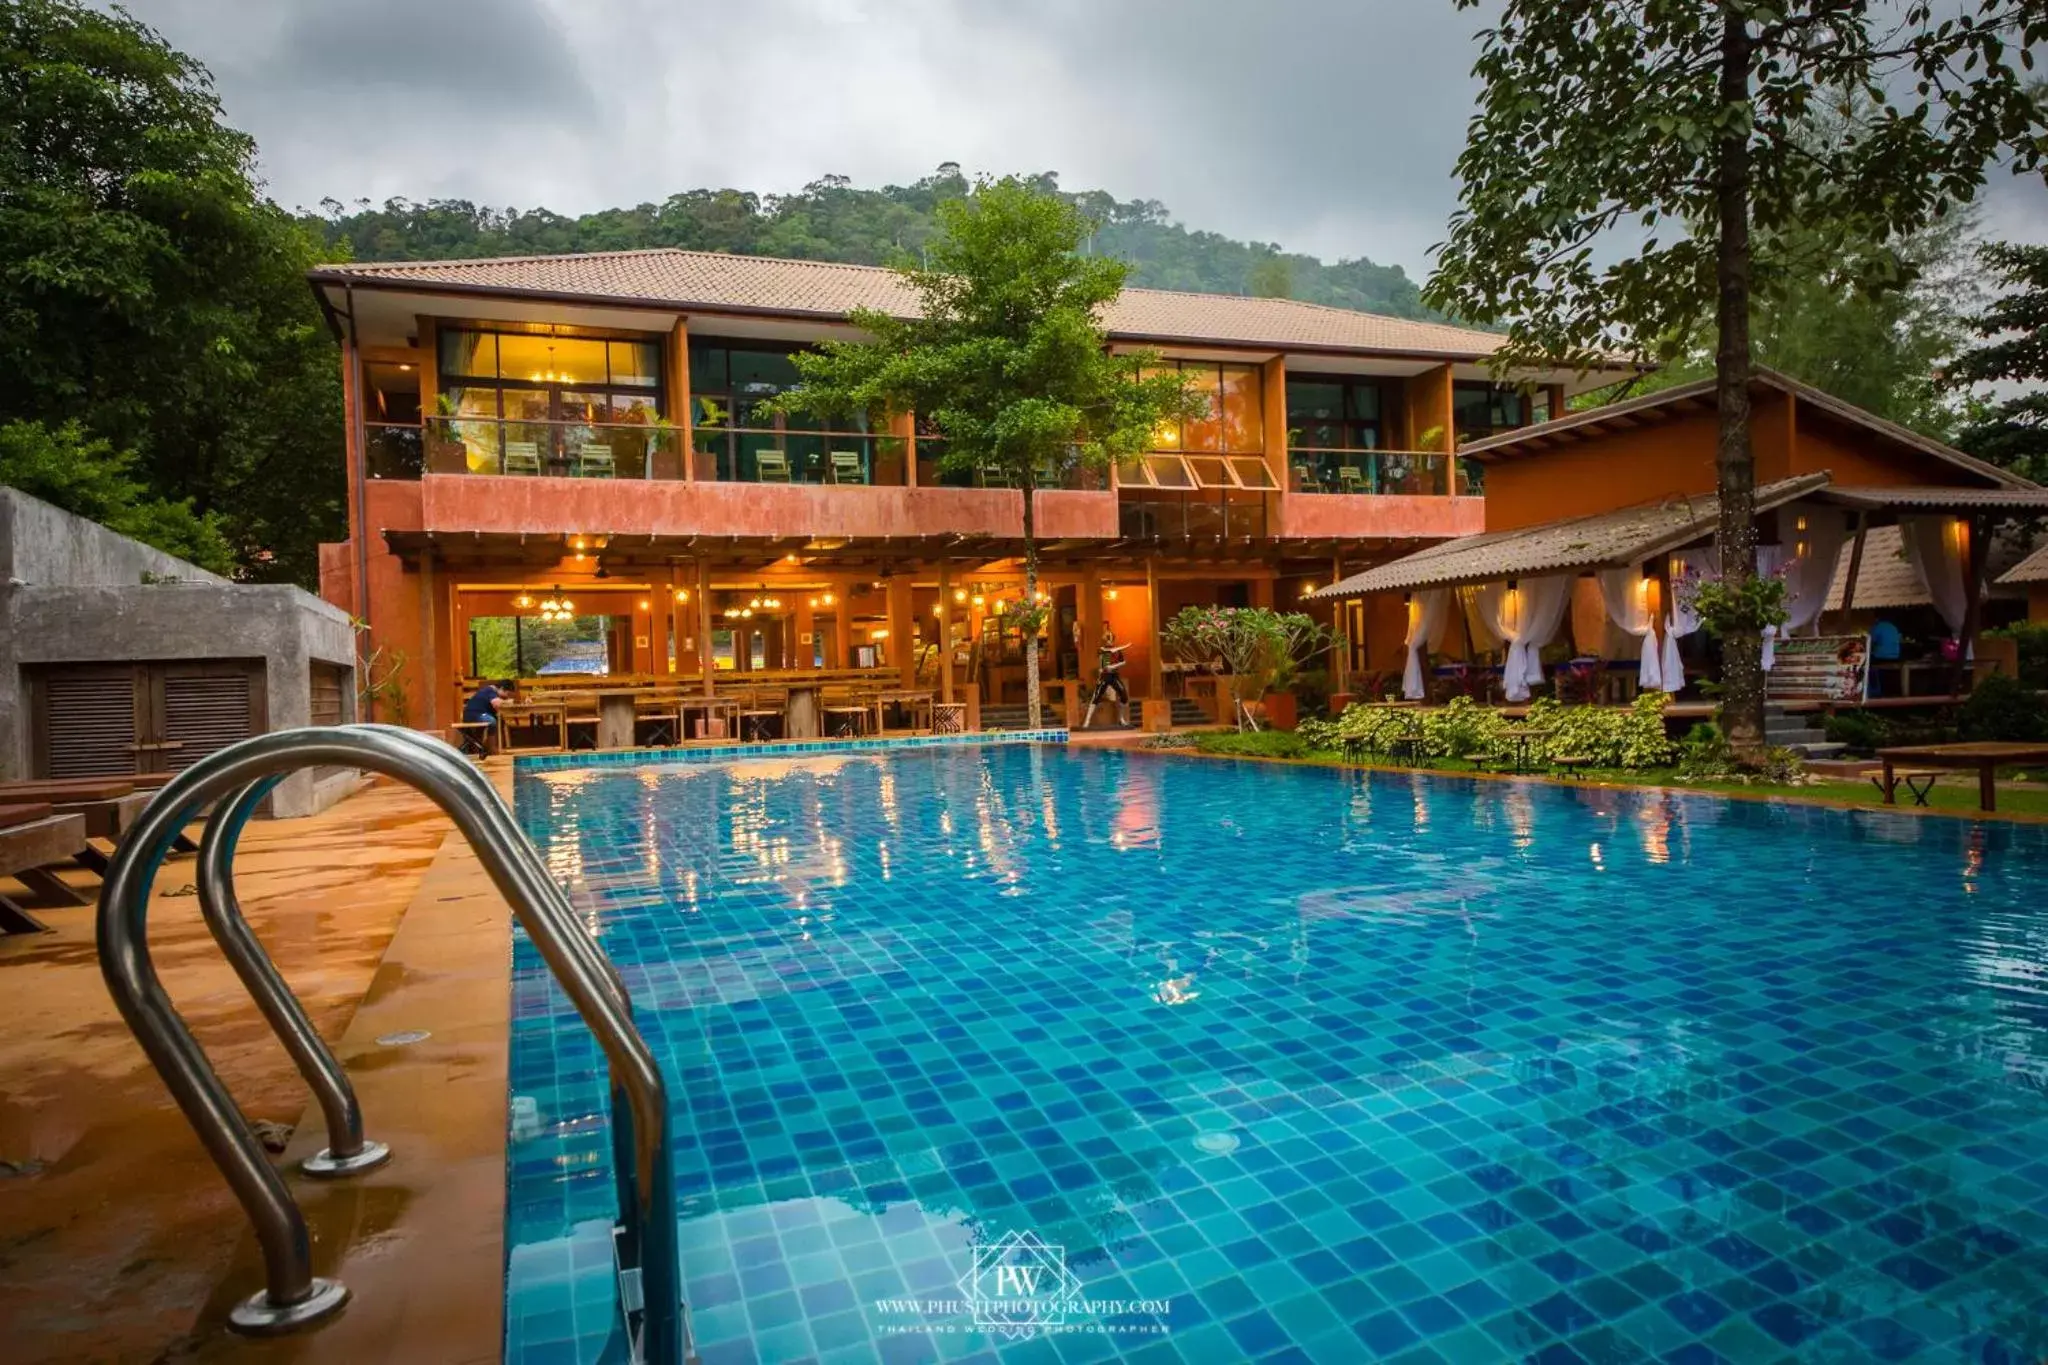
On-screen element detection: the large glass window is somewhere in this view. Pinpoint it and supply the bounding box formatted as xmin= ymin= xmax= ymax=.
xmin=1453 ymin=382 xmax=1530 ymax=443
xmin=1286 ymin=375 xmax=1399 ymax=453
xmin=1150 ymin=360 xmax=1264 ymax=454
xmin=690 ymin=340 xmax=899 ymax=484
xmin=432 ymin=326 xmax=666 ymax=477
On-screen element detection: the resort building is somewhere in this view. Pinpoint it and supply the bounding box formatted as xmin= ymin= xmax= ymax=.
xmin=306 ymin=249 xmax=1619 ymax=733
xmin=1313 ymin=370 xmax=2048 ymax=704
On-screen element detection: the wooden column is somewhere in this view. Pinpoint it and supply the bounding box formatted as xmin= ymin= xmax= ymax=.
xmin=1077 ymin=569 xmax=1103 ymax=729
xmin=937 ymin=561 xmax=954 ymax=703
xmin=1838 ymin=512 xmax=1870 ymax=615
xmin=1952 ymin=515 xmax=1990 ymax=696
xmin=830 ymin=581 xmax=851 ymax=670
xmin=418 ymin=544 xmax=439 ymax=732
xmin=670 ymin=317 xmax=694 ymax=482
xmin=895 ymin=410 xmax=918 ymax=486
xmin=696 ymin=560 xmax=714 ymax=694
xmin=1330 ymin=554 xmax=1348 ymax=696
xmin=888 ymin=575 xmax=915 ymax=686
xmin=1145 ymin=556 xmax=1165 ymax=700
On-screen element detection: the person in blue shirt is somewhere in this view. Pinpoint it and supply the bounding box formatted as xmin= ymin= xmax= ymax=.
xmin=461 ymin=679 xmax=513 ymax=753
xmin=1867 ymin=619 xmax=1902 ymax=697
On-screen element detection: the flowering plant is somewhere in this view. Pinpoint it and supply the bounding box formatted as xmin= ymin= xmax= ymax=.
xmin=1676 ymin=561 xmax=1791 ymax=636
xmin=1161 ymin=605 xmax=1334 ymax=729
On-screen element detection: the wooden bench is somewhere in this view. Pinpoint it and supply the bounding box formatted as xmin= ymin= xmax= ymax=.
xmin=450 ymin=721 xmax=493 ymax=756
xmin=1 ymin=808 xmax=90 ymax=935
xmin=1870 ymin=767 xmax=1941 ymax=807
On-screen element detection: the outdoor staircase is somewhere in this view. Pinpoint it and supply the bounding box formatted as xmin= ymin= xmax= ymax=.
xmin=1764 ymin=703 xmax=1846 ymax=760
xmin=1168 ymin=698 xmax=1209 ymax=727
xmin=980 ymin=704 xmax=1035 ymax=731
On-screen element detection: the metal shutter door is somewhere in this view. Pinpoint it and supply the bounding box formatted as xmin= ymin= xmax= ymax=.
xmin=40 ymin=668 xmax=142 ymax=778
xmin=161 ymin=669 xmax=257 ymax=772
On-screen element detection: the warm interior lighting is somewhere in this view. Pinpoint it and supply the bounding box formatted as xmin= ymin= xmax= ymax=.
xmin=513 ymin=591 xmax=535 ymax=610
xmin=932 ymin=604 xmax=943 ymax=616
xmin=674 ymin=588 xmax=689 ymax=603
xmin=953 ymin=588 xmax=967 ymax=603
xmin=871 ymin=628 xmax=889 ymax=640
xmin=639 ymin=599 xmax=651 ymax=611
xmin=1106 ymin=587 xmax=1119 ymax=601
xmin=821 ymin=592 xmax=837 ymax=606
xmin=571 ymin=537 xmax=585 ymax=551
xmin=972 ymin=593 xmax=986 ymax=607
xmin=808 ymin=596 xmax=819 ymax=608
xmin=750 ymin=597 xmax=762 ymax=609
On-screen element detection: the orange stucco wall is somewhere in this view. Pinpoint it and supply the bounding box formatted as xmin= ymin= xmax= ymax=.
xmin=415 ymin=476 xmax=1121 ymax=542
xmin=1279 ymin=493 xmax=1484 ymax=540
xmin=1481 ymin=409 xmax=1722 ymax=531
xmin=1788 ymin=410 xmax=1971 ymax=487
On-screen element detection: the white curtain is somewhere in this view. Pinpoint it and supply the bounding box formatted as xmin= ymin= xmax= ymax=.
xmin=1661 ymin=548 xmax=1718 ymax=693
xmin=1758 ymin=509 xmax=1851 ymax=669
xmin=1596 ymin=566 xmax=1664 ymax=692
xmin=1902 ymin=515 xmax=1973 ymax=645
xmin=1402 ymin=589 xmax=1450 ymax=700
xmin=1469 ymin=575 xmax=1573 ymax=702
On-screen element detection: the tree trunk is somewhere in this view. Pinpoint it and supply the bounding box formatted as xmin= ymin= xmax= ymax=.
xmin=1714 ymin=6 xmax=1765 ymax=757
xmin=1022 ymin=473 xmax=1042 ymax=729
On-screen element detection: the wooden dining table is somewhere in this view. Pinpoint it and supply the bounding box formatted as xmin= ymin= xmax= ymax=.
xmin=1876 ymin=742 xmax=2048 ymax=813
xmin=495 ymin=701 xmax=568 ymax=753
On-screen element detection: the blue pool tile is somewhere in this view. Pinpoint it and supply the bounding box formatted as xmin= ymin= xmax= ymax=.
xmin=505 ymin=747 xmax=2048 ymax=1363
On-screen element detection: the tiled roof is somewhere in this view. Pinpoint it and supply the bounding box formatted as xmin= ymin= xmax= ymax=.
xmin=1461 ymin=368 xmax=2034 ymax=491
xmin=1825 ymin=524 xmax=2033 ymax=608
xmin=1308 ymin=474 xmax=1831 ymax=598
xmin=311 ymin=247 xmax=1515 ymax=359
xmin=1821 ymin=484 xmax=2048 ymax=510
xmin=2001 ymin=540 xmax=2048 ymax=586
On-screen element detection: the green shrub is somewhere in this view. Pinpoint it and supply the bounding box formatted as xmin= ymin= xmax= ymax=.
xmin=1193 ymin=730 xmax=1310 ymax=759
xmin=1823 ymin=710 xmax=1888 ymax=754
xmin=1958 ymin=673 xmax=2048 ymax=743
xmin=1518 ymin=692 xmax=1674 ymax=768
xmin=1421 ymin=695 xmax=1507 ymax=759
xmin=1675 ymin=722 xmax=1736 ymax=778
xmin=1296 ymin=717 xmax=1342 ymax=751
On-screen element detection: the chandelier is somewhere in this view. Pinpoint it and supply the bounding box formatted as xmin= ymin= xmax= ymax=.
xmin=534 ymin=586 xmax=574 ymax=623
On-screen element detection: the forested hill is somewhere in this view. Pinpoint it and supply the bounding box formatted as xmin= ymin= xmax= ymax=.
xmin=312 ymin=166 xmax=1433 ymax=320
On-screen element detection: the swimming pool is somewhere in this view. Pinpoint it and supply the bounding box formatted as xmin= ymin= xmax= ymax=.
xmin=505 ymin=745 xmax=2048 ymax=1364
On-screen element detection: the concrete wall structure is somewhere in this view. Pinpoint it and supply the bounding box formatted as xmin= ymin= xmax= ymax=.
xmin=0 ymin=490 xmax=357 ymax=817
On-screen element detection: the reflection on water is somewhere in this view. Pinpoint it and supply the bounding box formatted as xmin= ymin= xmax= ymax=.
xmin=507 ymin=750 xmax=2048 ymax=1364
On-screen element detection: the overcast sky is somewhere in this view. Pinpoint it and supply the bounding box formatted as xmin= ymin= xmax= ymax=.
xmin=119 ymin=0 xmax=2048 ymax=280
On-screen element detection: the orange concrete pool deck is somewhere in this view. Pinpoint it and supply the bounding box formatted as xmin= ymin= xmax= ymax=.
xmin=0 ymin=775 xmax=512 ymax=1365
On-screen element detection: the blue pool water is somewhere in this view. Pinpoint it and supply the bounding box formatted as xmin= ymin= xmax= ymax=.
xmin=505 ymin=745 xmax=2048 ymax=1364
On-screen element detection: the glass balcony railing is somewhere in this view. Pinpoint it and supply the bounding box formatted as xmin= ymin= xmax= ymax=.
xmin=914 ymin=440 xmax=1107 ymax=491
xmin=1286 ymin=449 xmax=1458 ymax=496
xmin=690 ymin=428 xmax=911 ymax=485
xmin=366 ymin=423 xmax=423 ymax=479
xmin=417 ymin=415 xmax=685 ymax=479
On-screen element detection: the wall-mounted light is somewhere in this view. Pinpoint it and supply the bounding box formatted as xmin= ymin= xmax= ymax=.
xmin=953 ymin=588 xmax=967 ymax=603
xmin=1106 ymin=587 xmax=1119 ymax=601
xmin=972 ymin=593 xmax=986 ymax=607
xmin=821 ymin=592 xmax=837 ymax=607
xmin=674 ymin=588 xmax=690 ymax=603
xmin=639 ymin=599 xmax=651 ymax=611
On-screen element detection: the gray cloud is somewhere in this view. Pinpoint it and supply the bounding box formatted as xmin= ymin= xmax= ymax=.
xmin=112 ymin=0 xmax=2048 ymax=279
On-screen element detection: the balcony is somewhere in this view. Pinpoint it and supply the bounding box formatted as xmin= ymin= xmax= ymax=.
xmin=1285 ymin=449 xmax=1480 ymax=497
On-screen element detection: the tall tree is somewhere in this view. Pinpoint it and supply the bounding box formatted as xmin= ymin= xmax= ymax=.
xmin=768 ymin=177 xmax=1198 ymax=727
xmin=0 ymin=0 xmax=343 ymax=582
xmin=1951 ymin=241 xmax=2048 ymax=483
xmin=1427 ymin=0 xmax=2047 ymax=755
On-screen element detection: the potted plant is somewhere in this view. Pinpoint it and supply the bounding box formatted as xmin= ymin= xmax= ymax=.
xmin=426 ymin=394 xmax=469 ymax=474
xmin=1162 ymin=606 xmax=1335 ymax=732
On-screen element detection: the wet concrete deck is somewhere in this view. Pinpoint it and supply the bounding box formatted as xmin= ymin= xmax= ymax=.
xmin=0 ymin=778 xmax=457 ymax=1364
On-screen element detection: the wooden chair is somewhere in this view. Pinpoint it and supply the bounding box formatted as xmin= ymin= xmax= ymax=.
xmin=503 ymin=440 xmax=543 ymax=476
xmin=1337 ymin=464 xmax=1369 ymax=494
xmin=739 ymin=688 xmax=787 ymax=743
xmin=755 ymin=449 xmax=792 ymax=482
xmin=1292 ymin=463 xmax=1321 ymax=494
xmin=575 ymin=441 xmax=616 ymax=478
xmin=562 ymin=694 xmax=601 ymax=750
xmin=821 ymin=686 xmax=869 ymax=738
xmin=634 ymin=697 xmax=681 ymax=747
xmin=827 ymin=449 xmax=864 ymax=485
xmin=451 ymin=720 xmax=493 ymax=757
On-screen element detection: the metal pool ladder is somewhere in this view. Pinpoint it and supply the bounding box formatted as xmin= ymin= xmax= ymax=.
xmin=95 ymin=724 xmax=694 ymax=1364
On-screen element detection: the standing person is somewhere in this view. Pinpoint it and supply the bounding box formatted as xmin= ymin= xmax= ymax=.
xmin=461 ymin=678 xmax=514 ymax=754
xmin=1082 ymin=628 xmax=1132 ymax=730
xmin=1867 ymin=617 xmax=1902 ymax=698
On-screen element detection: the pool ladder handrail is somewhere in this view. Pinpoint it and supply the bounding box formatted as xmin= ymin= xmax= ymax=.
xmin=95 ymin=724 xmax=692 ymax=1363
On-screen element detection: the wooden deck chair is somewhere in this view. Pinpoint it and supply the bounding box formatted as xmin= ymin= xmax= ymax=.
xmin=827 ymin=449 xmax=864 ymax=484
xmin=503 ymin=440 xmax=543 ymax=476
xmin=754 ymin=449 xmax=792 ymax=482
xmin=575 ymin=442 xmax=616 ymax=478
xmin=1336 ymin=463 xmax=1368 ymax=494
